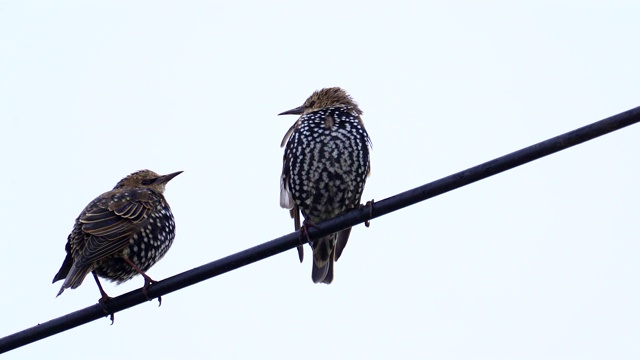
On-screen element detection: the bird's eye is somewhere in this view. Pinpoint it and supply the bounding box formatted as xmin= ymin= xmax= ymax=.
xmin=141 ymin=178 xmax=156 ymax=185
xmin=308 ymin=100 xmax=317 ymax=108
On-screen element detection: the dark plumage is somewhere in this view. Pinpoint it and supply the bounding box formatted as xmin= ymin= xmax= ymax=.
xmin=53 ymin=170 xmax=182 ymax=302
xmin=279 ymin=87 xmax=371 ymax=284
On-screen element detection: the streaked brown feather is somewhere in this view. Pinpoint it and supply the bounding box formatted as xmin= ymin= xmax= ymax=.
xmin=53 ymin=169 xmax=181 ymax=301
xmin=77 ymin=189 xmax=157 ymax=265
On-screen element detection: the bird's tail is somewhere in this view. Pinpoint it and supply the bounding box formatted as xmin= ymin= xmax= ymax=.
xmin=55 ymin=262 xmax=92 ymax=297
xmin=311 ymin=234 xmax=337 ymax=284
xmin=311 ymin=227 xmax=353 ymax=284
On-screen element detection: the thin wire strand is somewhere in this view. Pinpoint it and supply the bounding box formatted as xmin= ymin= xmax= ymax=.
xmin=1 ymin=105 xmax=639 ymax=354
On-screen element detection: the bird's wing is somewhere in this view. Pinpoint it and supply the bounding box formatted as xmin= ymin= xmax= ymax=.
xmin=280 ymin=174 xmax=295 ymax=210
xmin=77 ymin=189 xmax=156 ymax=265
xmin=280 ymin=133 xmax=296 ymax=210
xmin=281 ymin=123 xmax=304 ymax=262
xmin=280 ymin=119 xmax=300 ymax=148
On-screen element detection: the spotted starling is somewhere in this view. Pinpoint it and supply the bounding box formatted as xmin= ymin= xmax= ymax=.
xmin=279 ymin=87 xmax=371 ymax=284
xmin=53 ymin=170 xmax=182 ymax=303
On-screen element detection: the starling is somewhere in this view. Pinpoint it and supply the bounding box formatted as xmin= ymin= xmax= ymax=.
xmin=279 ymin=87 xmax=371 ymax=284
xmin=53 ymin=170 xmax=182 ymax=304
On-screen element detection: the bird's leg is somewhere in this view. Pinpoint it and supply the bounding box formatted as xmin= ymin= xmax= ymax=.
xmin=92 ymin=272 xmax=114 ymax=324
xmin=359 ymin=199 xmax=375 ymax=227
xmin=123 ymin=258 xmax=161 ymax=307
xmin=300 ymin=219 xmax=319 ymax=246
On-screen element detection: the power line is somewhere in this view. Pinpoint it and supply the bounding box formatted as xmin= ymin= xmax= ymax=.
xmin=1 ymin=105 xmax=639 ymax=354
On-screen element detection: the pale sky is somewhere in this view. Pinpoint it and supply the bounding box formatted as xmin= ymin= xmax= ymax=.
xmin=1 ymin=1 xmax=639 ymax=359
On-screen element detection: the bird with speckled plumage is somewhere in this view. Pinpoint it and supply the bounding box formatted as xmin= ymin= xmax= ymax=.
xmin=279 ymin=87 xmax=371 ymax=284
xmin=53 ymin=170 xmax=182 ymax=308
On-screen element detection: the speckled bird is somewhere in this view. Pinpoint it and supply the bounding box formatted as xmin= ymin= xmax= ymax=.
xmin=53 ymin=170 xmax=182 ymax=302
xmin=279 ymin=87 xmax=371 ymax=284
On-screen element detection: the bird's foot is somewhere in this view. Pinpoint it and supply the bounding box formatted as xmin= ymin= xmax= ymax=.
xmin=300 ymin=219 xmax=319 ymax=245
xmin=142 ymin=275 xmax=161 ymax=307
xmin=123 ymin=258 xmax=162 ymax=306
xmin=360 ymin=199 xmax=375 ymax=227
xmin=98 ymin=294 xmax=115 ymax=325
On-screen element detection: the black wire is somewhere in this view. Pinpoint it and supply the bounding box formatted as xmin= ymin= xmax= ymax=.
xmin=1 ymin=105 xmax=639 ymax=354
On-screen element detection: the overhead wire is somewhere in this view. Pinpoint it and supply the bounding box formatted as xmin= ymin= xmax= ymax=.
xmin=1 ymin=105 xmax=639 ymax=354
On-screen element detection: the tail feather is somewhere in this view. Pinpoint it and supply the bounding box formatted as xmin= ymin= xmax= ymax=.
xmin=55 ymin=262 xmax=92 ymax=297
xmin=334 ymin=227 xmax=352 ymax=262
xmin=322 ymin=257 xmax=334 ymax=284
xmin=312 ymin=234 xmax=336 ymax=284
xmin=52 ymin=254 xmax=73 ymax=284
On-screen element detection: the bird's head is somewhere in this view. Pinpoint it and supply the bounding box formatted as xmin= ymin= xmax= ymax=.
xmin=278 ymin=87 xmax=362 ymax=116
xmin=113 ymin=170 xmax=183 ymax=193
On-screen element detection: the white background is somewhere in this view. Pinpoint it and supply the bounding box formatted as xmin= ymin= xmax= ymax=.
xmin=1 ymin=1 xmax=639 ymax=359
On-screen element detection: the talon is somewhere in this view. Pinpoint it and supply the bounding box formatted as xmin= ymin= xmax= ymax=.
xmin=124 ymin=258 xmax=162 ymax=306
xmin=360 ymin=199 xmax=375 ymax=227
xmin=98 ymin=295 xmax=115 ymax=325
xmin=142 ymin=276 xmax=161 ymax=306
xmin=300 ymin=219 xmax=319 ymax=245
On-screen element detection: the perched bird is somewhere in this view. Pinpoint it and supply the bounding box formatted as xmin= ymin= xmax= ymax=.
xmin=53 ymin=170 xmax=182 ymax=305
xmin=279 ymin=87 xmax=371 ymax=284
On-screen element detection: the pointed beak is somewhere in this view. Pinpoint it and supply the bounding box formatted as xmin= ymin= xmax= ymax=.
xmin=278 ymin=105 xmax=305 ymax=116
xmin=156 ymin=171 xmax=183 ymax=185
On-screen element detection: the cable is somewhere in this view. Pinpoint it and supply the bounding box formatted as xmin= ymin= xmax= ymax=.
xmin=1 ymin=105 xmax=639 ymax=354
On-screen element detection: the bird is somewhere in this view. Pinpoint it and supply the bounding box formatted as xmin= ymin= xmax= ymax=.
xmin=279 ymin=87 xmax=371 ymax=284
xmin=53 ymin=170 xmax=182 ymax=308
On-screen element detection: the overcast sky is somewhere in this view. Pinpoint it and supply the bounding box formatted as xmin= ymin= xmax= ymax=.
xmin=1 ymin=1 xmax=640 ymax=359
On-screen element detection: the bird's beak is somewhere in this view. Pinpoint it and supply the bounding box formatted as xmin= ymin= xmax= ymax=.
xmin=156 ymin=171 xmax=183 ymax=184
xmin=278 ymin=105 xmax=305 ymax=116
